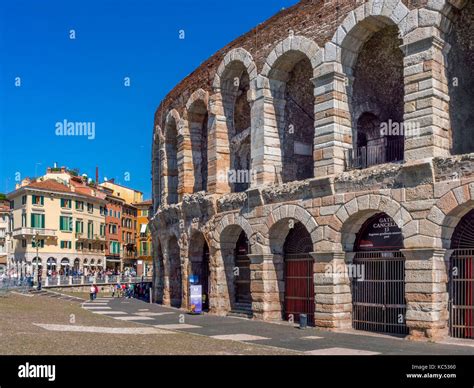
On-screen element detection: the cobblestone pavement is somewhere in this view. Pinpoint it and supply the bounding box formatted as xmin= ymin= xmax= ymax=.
xmin=0 ymin=292 xmax=296 ymax=355
xmin=84 ymin=296 xmax=474 ymax=355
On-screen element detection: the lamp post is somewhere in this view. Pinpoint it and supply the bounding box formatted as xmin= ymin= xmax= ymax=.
xmin=32 ymin=231 xmax=40 ymax=289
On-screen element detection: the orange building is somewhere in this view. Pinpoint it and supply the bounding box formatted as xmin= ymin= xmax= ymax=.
xmin=121 ymin=203 xmax=137 ymax=270
xmin=134 ymin=200 xmax=152 ymax=277
xmin=103 ymin=190 xmax=124 ymax=271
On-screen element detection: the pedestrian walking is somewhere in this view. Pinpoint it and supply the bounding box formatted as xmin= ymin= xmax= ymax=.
xmin=89 ymin=284 xmax=95 ymax=301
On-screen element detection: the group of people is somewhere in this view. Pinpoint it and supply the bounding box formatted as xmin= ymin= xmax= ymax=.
xmin=111 ymin=281 xmax=151 ymax=300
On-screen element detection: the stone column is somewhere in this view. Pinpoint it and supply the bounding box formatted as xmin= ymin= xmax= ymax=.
xmin=161 ymin=252 xmax=171 ymax=306
xmin=401 ymin=33 xmax=451 ymax=160
xmin=248 ymin=254 xmax=284 ymax=321
xmin=312 ymin=251 xmax=352 ymax=330
xmin=251 ymin=76 xmax=283 ymax=187
xmin=207 ymin=92 xmax=231 ymax=195
xmin=178 ymin=120 xmax=194 ymax=197
xmin=312 ymin=62 xmax=352 ymax=178
xmin=208 ymin=245 xmax=230 ymax=316
xmin=401 ymin=248 xmax=449 ymax=340
xmin=179 ymin=243 xmax=189 ymax=310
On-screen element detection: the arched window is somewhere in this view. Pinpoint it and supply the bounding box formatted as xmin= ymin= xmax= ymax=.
xmin=343 ymin=19 xmax=404 ymax=169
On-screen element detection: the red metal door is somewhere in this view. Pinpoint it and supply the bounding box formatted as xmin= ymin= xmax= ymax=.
xmin=284 ymin=253 xmax=314 ymax=325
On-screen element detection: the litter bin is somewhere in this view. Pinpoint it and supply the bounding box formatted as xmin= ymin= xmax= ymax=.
xmin=299 ymin=314 xmax=308 ymax=329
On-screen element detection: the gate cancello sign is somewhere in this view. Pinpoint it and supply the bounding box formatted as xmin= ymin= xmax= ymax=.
xmin=355 ymin=214 xmax=403 ymax=251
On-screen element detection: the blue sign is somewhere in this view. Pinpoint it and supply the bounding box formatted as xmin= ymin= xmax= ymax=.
xmin=189 ymin=275 xmax=199 ymax=285
xmin=190 ymin=285 xmax=202 ymax=314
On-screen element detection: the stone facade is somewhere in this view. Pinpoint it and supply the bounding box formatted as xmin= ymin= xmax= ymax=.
xmin=150 ymin=0 xmax=473 ymax=341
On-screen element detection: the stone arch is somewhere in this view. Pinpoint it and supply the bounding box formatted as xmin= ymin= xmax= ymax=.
xmin=429 ymin=184 xmax=474 ymax=249
xmin=185 ymin=89 xmax=209 ymax=112
xmin=332 ymin=3 xmax=407 ymax=169
xmin=164 ymin=110 xmax=180 ymax=205
xmin=211 ymin=48 xmax=257 ymax=194
xmin=213 ymin=213 xmax=254 ymax=250
xmin=183 ymin=89 xmax=210 ymax=193
xmin=260 ymin=36 xmax=321 ymax=183
xmin=265 ymin=204 xmax=319 ymax=255
xmin=260 ymin=35 xmax=322 ymax=79
xmin=337 ymin=194 xmax=411 ymax=253
xmin=213 ymin=48 xmax=257 ymax=91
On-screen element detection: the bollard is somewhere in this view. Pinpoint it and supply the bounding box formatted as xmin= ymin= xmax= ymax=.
xmin=299 ymin=314 xmax=308 ymax=330
xmin=81 ymin=276 xmax=84 ymax=285
xmin=57 ymin=277 xmax=61 ymax=286
xmin=69 ymin=276 xmax=72 ymax=285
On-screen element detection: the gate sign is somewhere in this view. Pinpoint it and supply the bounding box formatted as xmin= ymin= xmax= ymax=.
xmin=356 ymin=214 xmax=403 ymax=251
xmin=190 ymin=285 xmax=202 ymax=314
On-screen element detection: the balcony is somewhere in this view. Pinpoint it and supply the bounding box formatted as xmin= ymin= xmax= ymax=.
xmin=76 ymin=233 xmax=106 ymax=242
xmin=346 ymin=137 xmax=404 ymax=170
xmin=12 ymin=228 xmax=56 ymax=239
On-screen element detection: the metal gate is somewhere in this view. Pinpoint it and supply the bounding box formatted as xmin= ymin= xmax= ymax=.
xmin=352 ymin=251 xmax=408 ymax=335
xmin=284 ymin=253 xmax=314 ymax=325
xmin=450 ymin=250 xmax=474 ymax=339
xmin=235 ymin=254 xmax=251 ymax=304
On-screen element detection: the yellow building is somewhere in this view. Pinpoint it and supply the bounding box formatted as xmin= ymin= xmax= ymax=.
xmin=7 ymin=178 xmax=107 ymax=277
xmin=134 ymin=200 xmax=152 ymax=277
xmin=99 ymin=180 xmax=143 ymax=205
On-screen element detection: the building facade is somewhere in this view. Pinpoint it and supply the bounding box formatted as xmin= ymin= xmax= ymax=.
xmin=151 ymin=0 xmax=474 ymax=341
xmin=0 ymin=198 xmax=12 ymax=274
xmin=7 ymin=175 xmax=107 ymax=277
xmin=135 ymin=200 xmax=153 ymax=277
xmin=104 ymin=192 xmax=124 ymax=271
xmin=122 ymin=203 xmax=138 ymax=269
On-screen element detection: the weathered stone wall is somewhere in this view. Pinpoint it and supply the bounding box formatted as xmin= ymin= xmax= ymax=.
xmin=151 ymin=0 xmax=474 ymax=342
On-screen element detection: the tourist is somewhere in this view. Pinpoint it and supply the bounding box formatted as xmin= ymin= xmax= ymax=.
xmin=89 ymin=284 xmax=96 ymax=301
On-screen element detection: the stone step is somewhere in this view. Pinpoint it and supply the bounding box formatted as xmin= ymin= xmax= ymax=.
xmin=228 ymin=302 xmax=253 ymax=319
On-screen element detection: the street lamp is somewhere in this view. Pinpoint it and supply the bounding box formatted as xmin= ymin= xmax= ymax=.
xmin=32 ymin=231 xmax=40 ymax=289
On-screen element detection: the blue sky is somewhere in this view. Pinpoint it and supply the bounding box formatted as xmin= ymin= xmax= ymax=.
xmin=0 ymin=0 xmax=298 ymax=198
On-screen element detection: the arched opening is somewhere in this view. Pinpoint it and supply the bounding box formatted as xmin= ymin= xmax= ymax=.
xmin=46 ymin=257 xmax=56 ymax=275
xmin=90 ymin=259 xmax=95 ymax=271
xmin=221 ymin=62 xmax=252 ymax=192
xmin=74 ymin=258 xmax=80 ymax=272
xmin=168 ymin=236 xmax=182 ymax=308
xmin=352 ymin=213 xmax=407 ymax=335
xmin=155 ymin=240 xmax=165 ymax=304
xmin=449 ymin=209 xmax=474 ymax=339
xmin=269 ymin=52 xmax=314 ymax=183
xmin=344 ymin=18 xmax=404 ymax=169
xmin=448 ymin=2 xmax=474 ymax=155
xmin=283 ymin=222 xmax=314 ymax=325
xmin=60 ymin=258 xmax=70 ymax=275
xmin=32 ymin=257 xmax=42 ymax=278
xmin=188 ymin=232 xmax=210 ymax=311
xmin=165 ymin=115 xmax=179 ymax=204
xmin=188 ymin=100 xmax=209 ymax=192
xmin=220 ymin=226 xmax=252 ymax=314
